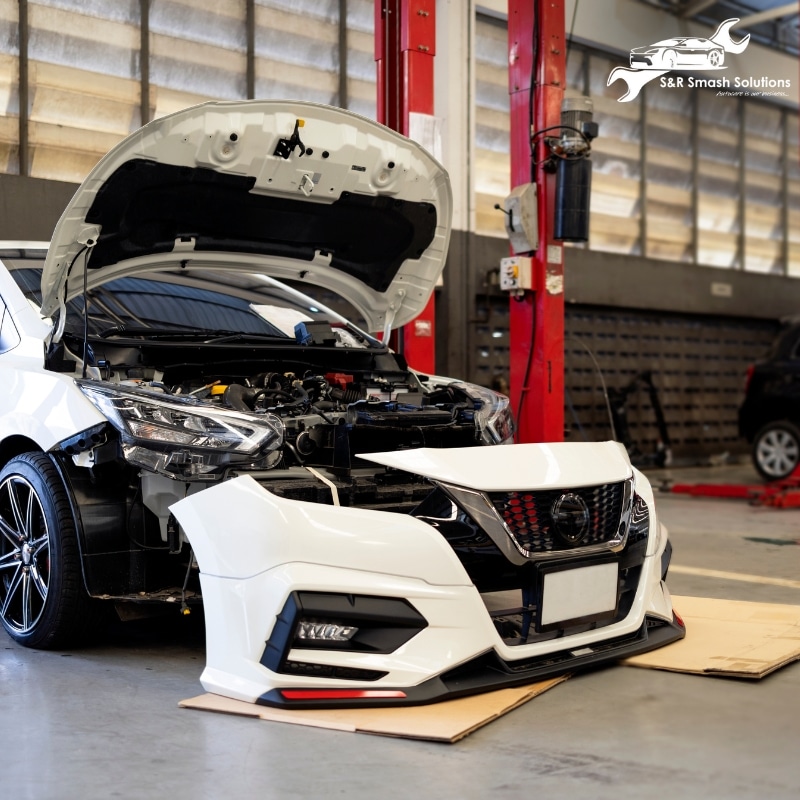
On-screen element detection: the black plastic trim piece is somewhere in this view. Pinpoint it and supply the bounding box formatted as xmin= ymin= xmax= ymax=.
xmin=661 ymin=538 xmax=673 ymax=581
xmin=255 ymin=614 xmax=686 ymax=709
xmin=261 ymin=591 xmax=428 ymax=675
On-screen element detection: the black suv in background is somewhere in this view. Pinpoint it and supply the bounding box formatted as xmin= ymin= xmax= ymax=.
xmin=739 ymin=321 xmax=800 ymax=480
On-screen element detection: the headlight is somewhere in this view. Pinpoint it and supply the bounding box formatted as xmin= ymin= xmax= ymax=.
xmin=77 ymin=381 xmax=284 ymax=478
xmin=453 ymin=382 xmax=516 ymax=445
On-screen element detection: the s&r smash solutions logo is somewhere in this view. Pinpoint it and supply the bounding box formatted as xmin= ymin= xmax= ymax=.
xmin=608 ymin=18 xmax=791 ymax=102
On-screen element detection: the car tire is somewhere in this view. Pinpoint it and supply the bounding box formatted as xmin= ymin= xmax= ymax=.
xmin=664 ymin=50 xmax=677 ymax=68
xmin=752 ymin=421 xmax=800 ymax=481
xmin=0 ymin=452 xmax=105 ymax=648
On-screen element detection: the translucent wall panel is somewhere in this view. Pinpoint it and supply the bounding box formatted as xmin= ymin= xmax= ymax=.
xmin=151 ymin=0 xmax=246 ymax=119
xmin=743 ymin=103 xmax=783 ymax=273
xmin=588 ymin=54 xmax=641 ymax=255
xmin=0 ymin=0 xmax=19 ymax=173
xmin=474 ymin=15 xmax=509 ymax=236
xmin=254 ymin=0 xmax=339 ymax=107
xmin=787 ymin=119 xmax=800 ymax=277
xmin=644 ymin=88 xmax=692 ymax=262
xmin=28 ymin=0 xmax=140 ymax=182
xmin=346 ymin=0 xmax=376 ymax=119
xmin=696 ymin=93 xmax=741 ymax=268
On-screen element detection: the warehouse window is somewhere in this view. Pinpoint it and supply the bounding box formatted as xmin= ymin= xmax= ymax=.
xmin=696 ymin=92 xmax=741 ymax=268
xmin=474 ymin=14 xmax=509 ymax=236
xmin=253 ymin=0 xmax=339 ymax=108
xmin=743 ymin=102 xmax=783 ymax=274
xmin=1 ymin=0 xmax=354 ymax=183
xmin=787 ymin=117 xmax=800 ymax=277
xmin=0 ymin=0 xmax=19 ymax=174
xmin=150 ymin=0 xmax=247 ymax=118
xmin=27 ymin=0 xmax=141 ymax=182
xmin=345 ymin=0 xmax=376 ymax=120
xmin=644 ymin=86 xmax=692 ymax=262
xmin=587 ymin=52 xmax=642 ymax=256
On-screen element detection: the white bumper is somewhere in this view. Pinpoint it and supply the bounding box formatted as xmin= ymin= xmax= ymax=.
xmin=171 ymin=459 xmax=679 ymax=705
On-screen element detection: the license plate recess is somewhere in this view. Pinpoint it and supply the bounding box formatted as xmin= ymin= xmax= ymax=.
xmin=536 ymin=559 xmax=619 ymax=632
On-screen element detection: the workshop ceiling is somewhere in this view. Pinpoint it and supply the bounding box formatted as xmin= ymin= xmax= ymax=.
xmin=634 ymin=0 xmax=799 ymax=55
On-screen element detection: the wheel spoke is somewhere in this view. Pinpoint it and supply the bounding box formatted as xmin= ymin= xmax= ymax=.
xmin=0 ymin=564 xmax=23 ymax=619
xmin=7 ymin=480 xmax=27 ymax=539
xmin=29 ymin=563 xmax=48 ymax=602
xmin=29 ymin=534 xmax=49 ymax=557
xmin=0 ymin=550 xmax=20 ymax=570
xmin=21 ymin=571 xmax=31 ymax=630
xmin=0 ymin=514 xmax=20 ymax=547
xmin=24 ymin=488 xmax=35 ymax=542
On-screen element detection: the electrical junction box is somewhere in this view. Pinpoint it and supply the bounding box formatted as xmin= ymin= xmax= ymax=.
xmin=502 ymin=183 xmax=538 ymax=254
xmin=500 ymin=256 xmax=533 ymax=293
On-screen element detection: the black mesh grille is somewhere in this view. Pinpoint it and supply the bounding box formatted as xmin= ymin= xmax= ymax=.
xmin=489 ymin=482 xmax=626 ymax=555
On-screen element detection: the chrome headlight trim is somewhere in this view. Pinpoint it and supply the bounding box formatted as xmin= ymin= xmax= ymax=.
xmin=452 ymin=381 xmax=516 ymax=445
xmin=77 ymin=380 xmax=284 ymax=456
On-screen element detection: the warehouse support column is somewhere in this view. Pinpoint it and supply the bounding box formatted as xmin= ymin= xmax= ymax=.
xmin=507 ymin=0 xmax=566 ymax=442
xmin=375 ymin=0 xmax=437 ymax=374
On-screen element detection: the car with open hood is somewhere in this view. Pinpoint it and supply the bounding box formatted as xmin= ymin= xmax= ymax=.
xmin=0 ymin=100 xmax=683 ymax=707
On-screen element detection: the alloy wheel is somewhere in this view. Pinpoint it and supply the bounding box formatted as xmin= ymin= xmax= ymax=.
xmin=0 ymin=475 xmax=50 ymax=635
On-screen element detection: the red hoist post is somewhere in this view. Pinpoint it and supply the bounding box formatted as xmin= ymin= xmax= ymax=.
xmin=375 ymin=0 xmax=437 ymax=374
xmin=508 ymin=0 xmax=566 ymax=442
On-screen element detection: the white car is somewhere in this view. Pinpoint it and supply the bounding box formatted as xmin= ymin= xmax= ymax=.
xmin=0 ymin=100 xmax=683 ymax=707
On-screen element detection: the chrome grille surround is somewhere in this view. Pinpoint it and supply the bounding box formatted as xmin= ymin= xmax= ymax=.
xmin=438 ymin=478 xmax=635 ymax=564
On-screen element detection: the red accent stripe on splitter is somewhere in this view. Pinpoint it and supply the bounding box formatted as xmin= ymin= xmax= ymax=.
xmin=280 ymin=689 xmax=407 ymax=701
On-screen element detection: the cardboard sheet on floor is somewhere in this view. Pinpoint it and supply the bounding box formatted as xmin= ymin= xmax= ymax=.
xmin=179 ymin=676 xmax=567 ymax=743
xmin=623 ymin=595 xmax=800 ymax=678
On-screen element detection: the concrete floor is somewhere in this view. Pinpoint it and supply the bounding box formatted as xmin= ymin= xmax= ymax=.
xmin=2 ymin=462 xmax=799 ymax=799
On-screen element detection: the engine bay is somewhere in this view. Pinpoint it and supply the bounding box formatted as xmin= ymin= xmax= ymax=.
xmin=70 ymin=334 xmax=485 ymax=477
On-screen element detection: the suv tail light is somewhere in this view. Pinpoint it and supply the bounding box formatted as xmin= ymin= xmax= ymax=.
xmin=744 ymin=364 xmax=755 ymax=393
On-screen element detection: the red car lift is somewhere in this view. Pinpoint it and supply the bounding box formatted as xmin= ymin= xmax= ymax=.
xmin=375 ymin=0 xmax=437 ymax=375
xmin=507 ymin=0 xmax=567 ymax=443
xmin=375 ymin=1 xmax=570 ymax=419
xmin=672 ymin=473 xmax=800 ymax=508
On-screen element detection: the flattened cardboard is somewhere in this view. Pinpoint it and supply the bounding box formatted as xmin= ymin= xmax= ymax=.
xmin=623 ymin=595 xmax=800 ymax=678
xmin=179 ymin=677 xmax=567 ymax=743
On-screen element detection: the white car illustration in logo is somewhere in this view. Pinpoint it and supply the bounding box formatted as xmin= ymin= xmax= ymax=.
xmin=630 ymin=37 xmax=725 ymax=70
xmin=610 ymin=18 xmax=750 ymax=102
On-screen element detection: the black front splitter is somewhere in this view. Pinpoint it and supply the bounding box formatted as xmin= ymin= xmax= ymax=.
xmin=256 ymin=613 xmax=685 ymax=709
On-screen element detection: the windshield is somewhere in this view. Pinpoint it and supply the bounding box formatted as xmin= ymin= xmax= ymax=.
xmin=8 ymin=262 xmax=378 ymax=347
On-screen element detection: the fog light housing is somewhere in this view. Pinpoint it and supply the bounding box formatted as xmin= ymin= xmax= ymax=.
xmin=261 ymin=592 xmax=428 ymax=677
xmin=296 ymin=620 xmax=358 ymax=642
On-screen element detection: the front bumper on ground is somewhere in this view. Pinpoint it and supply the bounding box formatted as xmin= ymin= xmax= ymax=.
xmin=172 ymin=469 xmax=684 ymax=709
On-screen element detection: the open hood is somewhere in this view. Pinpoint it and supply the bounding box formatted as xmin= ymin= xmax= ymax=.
xmin=40 ymin=100 xmax=452 ymax=334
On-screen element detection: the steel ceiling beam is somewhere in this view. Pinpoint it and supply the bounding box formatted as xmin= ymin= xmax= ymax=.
xmin=737 ymin=3 xmax=798 ymax=27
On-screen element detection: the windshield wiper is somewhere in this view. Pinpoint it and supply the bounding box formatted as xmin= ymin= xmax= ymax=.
xmin=203 ymin=332 xmax=292 ymax=344
xmin=97 ymin=326 xmax=289 ymax=342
